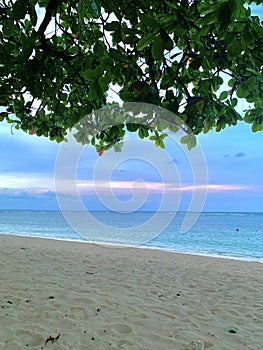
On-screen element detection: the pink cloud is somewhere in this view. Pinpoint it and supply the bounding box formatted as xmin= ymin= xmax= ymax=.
xmin=75 ymin=181 xmax=251 ymax=195
xmin=205 ymin=184 xmax=250 ymax=192
xmin=0 ymin=174 xmax=252 ymax=196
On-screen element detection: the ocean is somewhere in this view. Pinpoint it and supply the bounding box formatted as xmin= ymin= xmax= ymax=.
xmin=0 ymin=210 xmax=263 ymax=262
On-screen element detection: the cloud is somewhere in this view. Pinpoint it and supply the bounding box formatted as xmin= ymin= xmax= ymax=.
xmin=0 ymin=173 xmax=55 ymax=191
xmin=222 ymin=152 xmax=245 ymax=159
xmin=205 ymin=184 xmax=249 ymax=192
xmin=0 ymin=188 xmax=57 ymax=200
xmin=235 ymin=152 xmax=246 ymax=158
xmin=61 ymin=180 xmax=251 ymax=195
xmin=0 ymin=188 xmax=59 ymax=210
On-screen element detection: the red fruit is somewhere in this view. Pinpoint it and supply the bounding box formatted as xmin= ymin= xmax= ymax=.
xmin=98 ymin=147 xmax=104 ymax=156
xmin=29 ymin=127 xmax=35 ymax=135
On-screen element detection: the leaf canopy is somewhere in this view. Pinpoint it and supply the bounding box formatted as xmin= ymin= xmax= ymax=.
xmin=0 ymin=0 xmax=262 ymax=150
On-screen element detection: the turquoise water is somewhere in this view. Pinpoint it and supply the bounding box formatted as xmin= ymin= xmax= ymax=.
xmin=0 ymin=210 xmax=262 ymax=262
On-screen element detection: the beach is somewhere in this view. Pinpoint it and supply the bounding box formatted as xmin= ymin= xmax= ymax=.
xmin=1 ymin=234 xmax=263 ymax=350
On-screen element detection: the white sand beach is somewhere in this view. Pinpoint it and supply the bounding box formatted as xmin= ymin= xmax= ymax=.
xmin=0 ymin=234 xmax=263 ymax=350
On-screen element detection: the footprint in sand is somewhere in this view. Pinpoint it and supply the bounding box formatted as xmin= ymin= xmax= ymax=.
xmin=131 ymin=312 xmax=148 ymax=320
xmin=111 ymin=324 xmax=134 ymax=334
xmin=11 ymin=330 xmax=44 ymax=347
xmin=68 ymin=306 xmax=89 ymax=320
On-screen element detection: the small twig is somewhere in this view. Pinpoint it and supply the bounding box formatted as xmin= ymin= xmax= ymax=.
xmin=45 ymin=333 xmax=61 ymax=344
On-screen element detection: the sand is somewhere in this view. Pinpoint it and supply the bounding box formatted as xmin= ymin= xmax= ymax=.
xmin=0 ymin=234 xmax=263 ymax=350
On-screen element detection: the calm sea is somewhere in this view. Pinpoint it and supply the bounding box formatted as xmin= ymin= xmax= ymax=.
xmin=0 ymin=210 xmax=263 ymax=262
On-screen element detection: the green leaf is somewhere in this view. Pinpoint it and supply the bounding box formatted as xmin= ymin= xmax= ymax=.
xmin=89 ymin=0 xmax=100 ymax=17
xmin=246 ymin=68 xmax=258 ymax=75
xmin=228 ymin=78 xmax=236 ymax=87
xmin=86 ymin=0 xmax=100 ymax=18
xmin=2 ymin=19 xmax=16 ymax=37
xmin=137 ymin=32 xmax=157 ymax=51
xmin=60 ymin=93 xmax=68 ymax=101
xmin=78 ymin=0 xmax=100 ymax=20
xmin=159 ymin=140 xmax=165 ymax=149
xmin=81 ymin=69 xmax=95 ymax=81
xmin=104 ymin=21 xmax=120 ymax=31
xmin=91 ymin=136 xmax=96 ymax=145
xmin=13 ymin=0 xmax=28 ymax=20
xmin=219 ymin=91 xmax=228 ymax=101
xmin=252 ymin=122 xmax=263 ymax=132
xmin=156 ymin=120 xmax=168 ymax=131
xmin=78 ymin=0 xmax=85 ymax=22
xmin=218 ymin=2 xmax=232 ymax=29
xmin=138 ymin=125 xmax=148 ymax=138
xmin=109 ymin=48 xmax=127 ymax=61
xmin=0 ymin=112 xmax=8 ymax=121
xmin=211 ymin=76 xmax=224 ymax=91
xmin=227 ymin=37 xmax=242 ymax=57
xmin=93 ymin=41 xmax=106 ymax=56
xmin=119 ymin=90 xmax=135 ymax=102
xmin=28 ymin=0 xmax=37 ymax=26
xmin=98 ymin=76 xmax=110 ymax=92
xmin=180 ymin=135 xmax=189 ymax=144
xmin=36 ymin=109 xmax=45 ymax=120
xmin=89 ymin=83 xmax=98 ymax=100
xmin=231 ymin=98 xmax=238 ymax=107
xmin=246 ymin=77 xmax=257 ymax=91
xmin=160 ymin=30 xmax=173 ymax=50
xmin=126 ymin=123 xmax=139 ymax=132
xmin=180 ymin=134 xmax=196 ymax=150
xmin=236 ymin=85 xmax=249 ymax=98
xmin=143 ymin=16 xmax=158 ymax=28
xmin=151 ymin=35 xmax=164 ymax=61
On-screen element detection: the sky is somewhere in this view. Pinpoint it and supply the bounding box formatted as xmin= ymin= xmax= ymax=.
xmin=0 ymin=110 xmax=262 ymax=213
xmin=0 ymin=3 xmax=262 ymax=213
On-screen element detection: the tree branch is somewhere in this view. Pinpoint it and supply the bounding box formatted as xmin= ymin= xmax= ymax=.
xmin=38 ymin=0 xmax=59 ymax=35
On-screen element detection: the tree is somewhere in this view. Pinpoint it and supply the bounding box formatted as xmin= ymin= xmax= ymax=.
xmin=0 ymin=0 xmax=262 ymax=152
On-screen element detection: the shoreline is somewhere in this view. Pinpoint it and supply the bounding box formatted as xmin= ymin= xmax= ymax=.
xmin=1 ymin=233 xmax=263 ymax=349
xmin=1 ymin=231 xmax=263 ymax=264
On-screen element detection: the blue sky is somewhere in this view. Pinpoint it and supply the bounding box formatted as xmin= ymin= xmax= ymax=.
xmin=0 ymin=114 xmax=262 ymax=212
xmin=0 ymin=3 xmax=262 ymax=213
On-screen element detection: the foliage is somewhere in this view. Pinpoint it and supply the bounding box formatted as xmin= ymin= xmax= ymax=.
xmin=0 ymin=0 xmax=262 ymax=151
